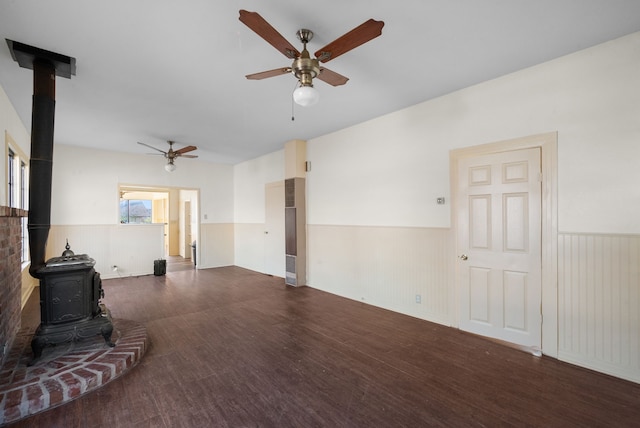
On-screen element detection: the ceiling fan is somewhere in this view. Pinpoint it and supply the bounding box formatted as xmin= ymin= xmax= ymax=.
xmin=137 ymin=140 xmax=198 ymax=172
xmin=239 ymin=9 xmax=384 ymax=107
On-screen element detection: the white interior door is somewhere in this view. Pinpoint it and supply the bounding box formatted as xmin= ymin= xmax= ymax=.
xmin=264 ymin=182 xmax=285 ymax=277
xmin=457 ymin=147 xmax=542 ymax=350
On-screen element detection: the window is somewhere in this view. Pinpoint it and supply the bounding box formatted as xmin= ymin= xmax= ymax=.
xmin=119 ymin=199 xmax=153 ymax=224
xmin=118 ymin=187 xmax=169 ymax=226
xmin=6 ymin=135 xmax=29 ymax=263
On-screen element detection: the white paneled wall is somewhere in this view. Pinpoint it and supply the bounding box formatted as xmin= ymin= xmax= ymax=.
xmin=21 ymin=267 xmax=38 ymax=308
xmin=47 ymin=224 xmax=164 ymax=279
xmin=199 ymin=223 xmax=234 ymax=268
xmin=308 ymin=225 xmax=453 ymax=325
xmin=558 ymin=233 xmax=640 ymax=382
xmin=234 ymin=223 xmax=267 ymax=273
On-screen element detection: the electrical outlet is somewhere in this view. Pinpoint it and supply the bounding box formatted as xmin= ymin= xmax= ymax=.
xmin=112 ymin=265 xmax=118 ymax=272
xmin=415 ymin=294 xmax=421 ymax=304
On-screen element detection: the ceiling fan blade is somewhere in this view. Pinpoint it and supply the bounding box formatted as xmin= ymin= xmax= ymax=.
xmin=317 ymin=67 xmax=349 ymax=86
xmin=314 ymin=19 xmax=384 ymax=63
xmin=239 ymin=10 xmax=300 ymax=59
xmin=246 ymin=67 xmax=292 ymax=80
xmin=178 ymin=154 xmax=199 ymax=159
xmin=137 ymin=141 xmax=166 ymax=154
xmin=174 ymin=145 xmax=197 ymax=155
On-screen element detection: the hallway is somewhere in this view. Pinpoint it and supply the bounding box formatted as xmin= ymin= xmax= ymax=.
xmin=166 ymin=255 xmax=195 ymax=272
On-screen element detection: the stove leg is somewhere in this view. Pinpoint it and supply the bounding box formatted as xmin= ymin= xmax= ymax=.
xmin=102 ymin=323 xmax=116 ymax=347
xmin=29 ymin=336 xmax=45 ymax=366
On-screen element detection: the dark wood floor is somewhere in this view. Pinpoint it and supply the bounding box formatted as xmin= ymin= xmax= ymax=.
xmin=166 ymin=255 xmax=196 ymax=272
xmin=11 ymin=266 xmax=640 ymax=427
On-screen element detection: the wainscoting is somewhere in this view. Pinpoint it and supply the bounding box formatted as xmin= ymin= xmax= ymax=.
xmin=199 ymin=223 xmax=234 ymax=268
xmin=233 ymin=223 xmax=268 ymax=274
xmin=307 ymin=226 xmax=640 ymax=384
xmin=307 ymin=225 xmax=453 ymax=326
xmin=558 ymin=232 xmax=640 ymax=383
xmin=48 ymin=223 xmax=639 ymax=383
xmin=47 ymin=224 xmax=164 ymax=279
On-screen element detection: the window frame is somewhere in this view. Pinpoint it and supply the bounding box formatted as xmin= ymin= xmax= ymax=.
xmin=6 ymin=132 xmax=30 ymax=264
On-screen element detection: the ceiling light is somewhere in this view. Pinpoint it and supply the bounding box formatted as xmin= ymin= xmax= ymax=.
xmin=165 ymin=162 xmax=176 ymax=172
xmin=293 ymin=85 xmax=319 ymax=107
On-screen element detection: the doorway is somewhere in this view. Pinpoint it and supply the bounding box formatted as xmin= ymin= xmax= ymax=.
xmin=119 ymin=185 xmax=200 ymax=267
xmin=179 ymin=189 xmax=198 ymax=264
xmin=450 ymin=132 xmax=558 ymax=356
xmin=264 ymin=181 xmax=285 ymax=277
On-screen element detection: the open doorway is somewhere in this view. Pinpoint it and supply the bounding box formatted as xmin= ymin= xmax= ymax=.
xmin=179 ymin=189 xmax=199 ymax=266
xmin=119 ymin=185 xmax=200 ymax=269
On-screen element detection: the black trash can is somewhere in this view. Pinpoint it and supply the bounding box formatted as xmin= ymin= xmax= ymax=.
xmin=154 ymin=259 xmax=166 ymax=276
xmin=191 ymin=241 xmax=196 ymax=267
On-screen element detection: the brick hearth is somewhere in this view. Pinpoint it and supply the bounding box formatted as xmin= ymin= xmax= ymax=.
xmin=0 ymin=318 xmax=148 ymax=425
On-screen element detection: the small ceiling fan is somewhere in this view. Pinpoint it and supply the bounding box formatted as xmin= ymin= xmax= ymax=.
xmin=239 ymin=10 xmax=384 ymax=107
xmin=137 ymin=141 xmax=198 ymax=172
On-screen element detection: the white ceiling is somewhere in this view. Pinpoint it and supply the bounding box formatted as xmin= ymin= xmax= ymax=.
xmin=1 ymin=0 xmax=640 ymax=164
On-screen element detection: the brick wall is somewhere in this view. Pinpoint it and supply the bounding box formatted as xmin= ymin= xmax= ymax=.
xmin=0 ymin=206 xmax=27 ymax=365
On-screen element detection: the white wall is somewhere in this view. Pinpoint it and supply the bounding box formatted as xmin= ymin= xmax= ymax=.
xmin=1 ymin=85 xmax=30 ymax=206
xmin=308 ymin=32 xmax=640 ymax=233
xmin=233 ymin=150 xmax=284 ymax=272
xmin=51 ymin=145 xmax=234 ymax=225
xmin=49 ymin=144 xmax=234 ymax=272
xmin=302 ymin=32 xmax=640 ymax=382
xmin=234 ymin=149 xmax=285 ymax=223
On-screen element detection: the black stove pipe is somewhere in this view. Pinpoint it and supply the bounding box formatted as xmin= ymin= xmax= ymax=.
xmin=28 ymin=60 xmax=56 ymax=278
xmin=6 ymin=40 xmax=75 ymax=279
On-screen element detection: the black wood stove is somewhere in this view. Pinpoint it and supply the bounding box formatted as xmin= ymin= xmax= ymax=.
xmin=31 ymin=243 xmax=114 ymax=361
xmin=6 ymin=40 xmax=115 ymax=364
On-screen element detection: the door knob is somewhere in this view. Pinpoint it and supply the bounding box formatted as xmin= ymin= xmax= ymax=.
xmin=458 ymin=254 xmax=468 ymax=261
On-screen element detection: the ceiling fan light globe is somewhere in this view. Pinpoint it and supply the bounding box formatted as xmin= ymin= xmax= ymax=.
xmin=165 ymin=163 xmax=176 ymax=172
xmin=293 ymin=85 xmax=319 ymax=107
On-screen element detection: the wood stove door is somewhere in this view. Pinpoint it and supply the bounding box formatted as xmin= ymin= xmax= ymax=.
xmin=42 ymin=269 xmax=93 ymax=324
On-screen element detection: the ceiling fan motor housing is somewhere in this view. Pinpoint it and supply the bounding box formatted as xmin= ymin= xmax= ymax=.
xmin=292 ymin=29 xmax=319 ymax=86
xmin=292 ymin=57 xmax=319 ymax=85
